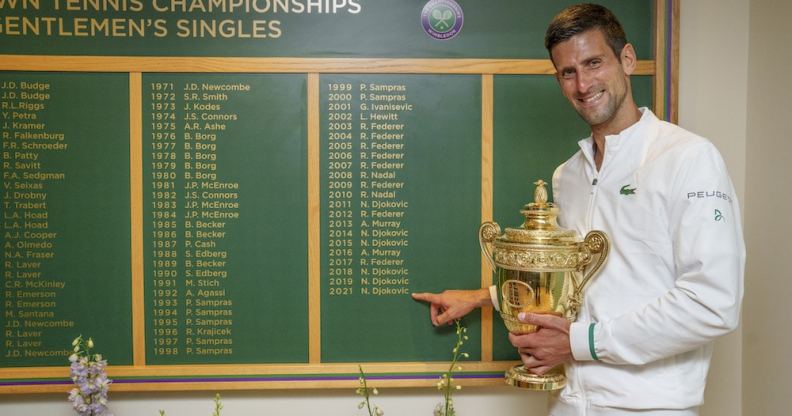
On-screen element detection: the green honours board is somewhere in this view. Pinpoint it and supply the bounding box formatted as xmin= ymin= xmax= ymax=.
xmin=142 ymin=74 xmax=309 ymax=364
xmin=320 ymin=75 xmax=482 ymax=362
xmin=0 ymin=0 xmax=675 ymax=392
xmin=0 ymin=72 xmax=132 ymax=366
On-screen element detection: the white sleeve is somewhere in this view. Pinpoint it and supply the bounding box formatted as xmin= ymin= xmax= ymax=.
xmin=593 ymin=142 xmax=745 ymax=365
xmin=489 ymin=285 xmax=500 ymax=312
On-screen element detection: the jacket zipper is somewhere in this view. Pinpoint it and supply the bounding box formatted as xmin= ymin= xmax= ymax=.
xmin=586 ymin=178 xmax=598 ymax=230
xmin=580 ymin=177 xmax=598 ymax=414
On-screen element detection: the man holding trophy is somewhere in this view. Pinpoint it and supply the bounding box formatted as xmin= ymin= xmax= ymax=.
xmin=412 ymin=3 xmax=745 ymax=416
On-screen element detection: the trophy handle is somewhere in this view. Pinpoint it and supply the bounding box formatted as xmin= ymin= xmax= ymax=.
xmin=478 ymin=221 xmax=501 ymax=272
xmin=501 ymin=279 xmax=536 ymax=310
xmin=574 ymin=230 xmax=610 ymax=296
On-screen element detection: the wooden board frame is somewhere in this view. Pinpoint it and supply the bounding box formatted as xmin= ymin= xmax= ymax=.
xmin=0 ymin=0 xmax=679 ymax=393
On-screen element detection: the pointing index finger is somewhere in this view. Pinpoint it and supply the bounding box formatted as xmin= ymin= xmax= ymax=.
xmin=411 ymin=292 xmax=436 ymax=303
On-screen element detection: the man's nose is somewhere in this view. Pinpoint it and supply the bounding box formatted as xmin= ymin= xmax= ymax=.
xmin=576 ymin=71 xmax=594 ymax=94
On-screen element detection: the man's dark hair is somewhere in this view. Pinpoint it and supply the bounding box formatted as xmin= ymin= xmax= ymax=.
xmin=545 ymin=3 xmax=628 ymax=60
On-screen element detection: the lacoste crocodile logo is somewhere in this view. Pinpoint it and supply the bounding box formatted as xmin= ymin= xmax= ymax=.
xmin=620 ymin=185 xmax=637 ymax=196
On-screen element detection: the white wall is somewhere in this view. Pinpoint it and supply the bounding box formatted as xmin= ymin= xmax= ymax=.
xmin=0 ymin=387 xmax=543 ymax=416
xmin=0 ymin=1 xmax=758 ymax=415
xmin=678 ymin=1 xmax=749 ymax=415
xmin=742 ymin=0 xmax=792 ymax=414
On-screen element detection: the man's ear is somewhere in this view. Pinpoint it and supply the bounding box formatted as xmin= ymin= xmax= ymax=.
xmin=620 ymin=43 xmax=637 ymax=75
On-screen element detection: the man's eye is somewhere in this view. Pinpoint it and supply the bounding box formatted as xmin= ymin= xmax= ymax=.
xmin=561 ymin=70 xmax=575 ymax=79
xmin=589 ymin=59 xmax=602 ymax=68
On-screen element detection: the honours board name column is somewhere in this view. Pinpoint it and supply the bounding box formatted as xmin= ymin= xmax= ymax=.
xmin=319 ymin=74 xmax=482 ymax=363
xmin=1 ymin=79 xmax=73 ymax=360
xmin=358 ymin=83 xmax=412 ymax=296
xmin=182 ymin=82 xmax=242 ymax=357
xmin=145 ymin=80 xmax=246 ymax=360
xmin=321 ymin=79 xmax=414 ymax=299
xmin=0 ymin=73 xmax=132 ymax=366
xmin=144 ymin=74 xmax=309 ymax=365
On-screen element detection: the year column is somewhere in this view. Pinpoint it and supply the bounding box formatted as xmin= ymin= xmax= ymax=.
xmin=147 ymin=82 xmax=181 ymax=358
xmin=325 ymin=83 xmax=355 ymax=297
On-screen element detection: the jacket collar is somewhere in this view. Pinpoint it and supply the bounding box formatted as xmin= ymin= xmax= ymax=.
xmin=577 ymin=108 xmax=659 ymax=175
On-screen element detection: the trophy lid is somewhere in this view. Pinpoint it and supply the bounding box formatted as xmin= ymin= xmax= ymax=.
xmin=500 ymin=179 xmax=579 ymax=245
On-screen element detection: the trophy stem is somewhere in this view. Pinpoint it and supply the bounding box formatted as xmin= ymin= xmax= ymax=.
xmin=505 ymin=365 xmax=566 ymax=391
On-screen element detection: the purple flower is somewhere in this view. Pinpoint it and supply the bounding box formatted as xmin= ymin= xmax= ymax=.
xmin=67 ymin=337 xmax=113 ymax=416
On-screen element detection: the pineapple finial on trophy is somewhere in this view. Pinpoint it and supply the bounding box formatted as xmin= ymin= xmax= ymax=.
xmin=533 ymin=179 xmax=548 ymax=207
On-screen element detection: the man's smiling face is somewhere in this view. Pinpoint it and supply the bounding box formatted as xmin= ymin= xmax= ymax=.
xmin=551 ymin=28 xmax=635 ymax=130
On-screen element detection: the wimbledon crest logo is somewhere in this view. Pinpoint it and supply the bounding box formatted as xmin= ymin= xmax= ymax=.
xmin=421 ymin=0 xmax=464 ymax=40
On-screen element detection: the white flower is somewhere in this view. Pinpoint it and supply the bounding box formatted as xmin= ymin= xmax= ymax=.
xmin=86 ymin=338 xmax=94 ymax=349
xmin=372 ymin=388 xmax=378 ymax=395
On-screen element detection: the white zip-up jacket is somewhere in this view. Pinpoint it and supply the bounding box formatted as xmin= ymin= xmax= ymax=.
xmin=545 ymin=108 xmax=745 ymax=414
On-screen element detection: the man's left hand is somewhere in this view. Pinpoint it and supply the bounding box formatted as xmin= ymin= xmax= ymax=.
xmin=508 ymin=312 xmax=573 ymax=375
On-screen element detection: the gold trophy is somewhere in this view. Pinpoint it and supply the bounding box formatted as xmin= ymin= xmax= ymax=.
xmin=479 ymin=180 xmax=609 ymax=390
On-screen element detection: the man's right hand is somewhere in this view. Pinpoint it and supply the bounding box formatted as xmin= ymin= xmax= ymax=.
xmin=411 ymin=288 xmax=491 ymax=326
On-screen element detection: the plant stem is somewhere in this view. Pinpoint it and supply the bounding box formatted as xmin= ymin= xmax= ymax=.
xmin=443 ymin=320 xmax=465 ymax=416
xmin=358 ymin=365 xmax=374 ymax=416
xmin=212 ymin=393 xmax=222 ymax=416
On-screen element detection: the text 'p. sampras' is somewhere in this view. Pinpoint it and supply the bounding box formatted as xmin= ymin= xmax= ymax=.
xmin=0 ymin=0 xmax=363 ymax=38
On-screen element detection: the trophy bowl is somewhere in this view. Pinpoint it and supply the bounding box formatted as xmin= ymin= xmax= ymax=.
xmin=479 ymin=180 xmax=609 ymax=390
